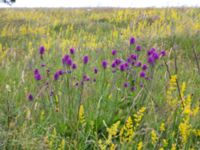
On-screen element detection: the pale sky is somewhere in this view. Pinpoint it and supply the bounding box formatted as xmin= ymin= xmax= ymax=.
xmin=0 ymin=0 xmax=200 ymax=8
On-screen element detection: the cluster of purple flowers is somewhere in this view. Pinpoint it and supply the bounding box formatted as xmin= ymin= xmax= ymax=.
xmin=147 ymin=48 xmax=166 ymax=65
xmin=34 ymin=69 xmax=42 ymax=80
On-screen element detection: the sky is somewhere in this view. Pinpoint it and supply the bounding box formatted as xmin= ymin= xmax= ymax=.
xmin=0 ymin=0 xmax=200 ymax=8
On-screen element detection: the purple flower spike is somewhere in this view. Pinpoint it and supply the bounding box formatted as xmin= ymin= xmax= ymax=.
xmin=102 ymin=60 xmax=108 ymax=69
xmin=115 ymin=58 xmax=121 ymax=65
xmin=136 ymin=45 xmax=141 ymax=51
xmin=34 ymin=73 xmax=41 ymax=81
xmin=160 ymin=50 xmax=166 ymax=57
xmin=28 ymin=93 xmax=34 ymax=101
xmin=148 ymin=56 xmax=155 ymax=65
xmin=83 ymin=55 xmax=89 ymax=64
xmin=94 ymin=67 xmax=98 ymax=74
xmin=112 ymin=49 xmax=117 ymax=56
xmin=54 ymin=72 xmax=59 ymax=80
xmin=39 ymin=46 xmax=45 ymax=55
xmin=70 ymin=47 xmax=75 ymax=55
xmin=72 ymin=63 xmax=77 ymax=69
xmin=62 ymin=54 xmax=70 ymax=65
xmin=142 ymin=64 xmax=148 ymax=70
xmin=130 ymin=37 xmax=136 ymax=45
xmin=140 ymin=71 xmax=146 ymax=78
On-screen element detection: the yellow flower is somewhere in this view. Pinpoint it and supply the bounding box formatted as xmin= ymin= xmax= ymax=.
xmin=120 ymin=116 xmax=134 ymax=143
xmin=159 ymin=123 xmax=165 ymax=132
xmin=79 ymin=104 xmax=86 ymax=127
xmin=151 ymin=130 xmax=158 ymax=145
xmin=134 ymin=107 xmax=146 ymax=128
xmin=171 ymin=144 xmax=176 ymax=150
xmin=179 ymin=120 xmax=191 ymax=144
xmin=137 ymin=141 xmax=143 ymax=150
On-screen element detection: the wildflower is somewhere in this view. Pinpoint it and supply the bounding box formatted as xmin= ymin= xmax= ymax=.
xmin=152 ymin=52 xmax=159 ymax=60
xmin=140 ymin=71 xmax=146 ymax=78
xmin=114 ymin=58 xmax=121 ymax=65
xmin=136 ymin=45 xmax=141 ymax=51
xmin=142 ymin=64 xmax=148 ymax=70
xmin=135 ymin=61 xmax=142 ymax=67
xmin=160 ymin=50 xmax=166 ymax=57
xmin=58 ymin=70 xmax=64 ymax=75
xmin=119 ymin=64 xmax=126 ymax=71
xmin=130 ymin=37 xmax=136 ymax=45
xmin=120 ymin=116 xmax=134 ymax=143
xmin=111 ymin=49 xmax=117 ymax=55
xmin=83 ymin=55 xmax=89 ymax=64
xmin=34 ymin=73 xmax=41 ymax=80
xmin=179 ymin=120 xmax=191 ymax=144
xmin=134 ymin=107 xmax=146 ymax=128
xmin=41 ymin=64 xmax=46 ymax=67
xmin=131 ymin=54 xmax=138 ymax=60
xmin=106 ymin=121 xmax=121 ymax=144
xmin=124 ymin=82 xmax=128 ymax=88
xmin=98 ymin=139 xmax=106 ymax=150
xmin=137 ymin=141 xmax=143 ymax=150
xmin=147 ymin=48 xmax=156 ymax=56
xmin=171 ymin=144 xmax=176 ymax=150
xmin=34 ymin=69 xmax=39 ymax=74
xmin=147 ymin=56 xmax=155 ymax=65
xmin=151 ymin=130 xmax=158 ymax=145
xmin=66 ymin=58 xmax=72 ymax=66
xmin=102 ymin=60 xmax=108 ymax=69
xmin=62 ymin=54 xmax=70 ymax=65
xmin=72 ymin=63 xmax=77 ymax=69
xmin=70 ymin=47 xmax=75 ymax=55
xmin=28 ymin=93 xmax=34 ymax=101
xmin=160 ymin=123 xmax=165 ymax=132
xmin=94 ymin=67 xmax=98 ymax=74
xmin=79 ymin=104 xmax=86 ymax=127
xmin=54 ymin=72 xmax=59 ymax=80
xmin=111 ymin=61 xmax=116 ymax=68
xmin=39 ymin=46 xmax=45 ymax=55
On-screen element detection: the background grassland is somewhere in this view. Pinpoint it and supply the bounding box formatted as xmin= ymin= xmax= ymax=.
xmin=0 ymin=8 xmax=200 ymax=149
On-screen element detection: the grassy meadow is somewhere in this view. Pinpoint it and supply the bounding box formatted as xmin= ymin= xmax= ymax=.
xmin=0 ymin=8 xmax=200 ymax=149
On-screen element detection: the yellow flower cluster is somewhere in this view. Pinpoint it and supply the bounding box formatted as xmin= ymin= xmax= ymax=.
xmin=166 ymin=75 xmax=178 ymax=105
xmin=151 ymin=130 xmax=158 ymax=145
xmin=79 ymin=104 xmax=86 ymax=127
xmin=120 ymin=116 xmax=134 ymax=143
xmin=134 ymin=107 xmax=146 ymax=128
xmin=137 ymin=141 xmax=143 ymax=150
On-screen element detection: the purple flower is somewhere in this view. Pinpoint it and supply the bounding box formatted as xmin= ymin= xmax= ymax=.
xmin=83 ymin=55 xmax=89 ymax=64
xmin=111 ymin=61 xmax=116 ymax=68
xmin=152 ymin=52 xmax=159 ymax=60
xmin=39 ymin=46 xmax=45 ymax=55
xmin=58 ymin=70 xmax=64 ymax=75
xmin=66 ymin=58 xmax=73 ymax=66
xmin=136 ymin=45 xmax=141 ymax=51
xmin=70 ymin=47 xmax=75 ymax=55
xmin=54 ymin=72 xmax=59 ymax=80
xmin=34 ymin=69 xmax=39 ymax=75
xmin=131 ymin=54 xmax=138 ymax=60
xmin=94 ymin=67 xmax=98 ymax=74
xmin=62 ymin=55 xmax=70 ymax=65
xmin=140 ymin=71 xmax=146 ymax=78
xmin=127 ymin=57 xmax=132 ymax=63
xmin=41 ymin=64 xmax=46 ymax=67
xmin=102 ymin=60 xmax=108 ymax=69
xmin=28 ymin=93 xmax=34 ymax=101
xmin=72 ymin=63 xmax=77 ymax=69
xmin=135 ymin=61 xmax=142 ymax=67
xmin=124 ymin=82 xmax=128 ymax=88
xmin=148 ymin=56 xmax=155 ymax=65
xmin=124 ymin=62 xmax=129 ymax=68
xmin=160 ymin=50 xmax=166 ymax=57
xmin=112 ymin=49 xmax=117 ymax=56
xmin=119 ymin=64 xmax=126 ymax=71
xmin=115 ymin=58 xmax=121 ymax=65
xmin=34 ymin=73 xmax=41 ymax=81
xmin=130 ymin=37 xmax=135 ymax=45
xmin=142 ymin=64 xmax=148 ymax=70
